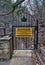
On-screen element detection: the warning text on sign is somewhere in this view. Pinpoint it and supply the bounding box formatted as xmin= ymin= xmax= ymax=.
xmin=16 ymin=28 xmax=32 ymax=38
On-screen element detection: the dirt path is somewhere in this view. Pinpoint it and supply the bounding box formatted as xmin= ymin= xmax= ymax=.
xmin=0 ymin=50 xmax=36 ymax=65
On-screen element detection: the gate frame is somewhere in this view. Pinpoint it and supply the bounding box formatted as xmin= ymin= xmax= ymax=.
xmin=12 ymin=20 xmax=38 ymax=50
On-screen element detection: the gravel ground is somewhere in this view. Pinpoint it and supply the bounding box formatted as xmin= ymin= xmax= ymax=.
xmin=0 ymin=50 xmax=36 ymax=65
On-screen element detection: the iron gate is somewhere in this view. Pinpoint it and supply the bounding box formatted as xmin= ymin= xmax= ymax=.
xmin=12 ymin=20 xmax=38 ymax=50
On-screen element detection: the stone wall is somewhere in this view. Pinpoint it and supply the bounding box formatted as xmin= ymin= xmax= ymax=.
xmin=38 ymin=20 xmax=45 ymax=47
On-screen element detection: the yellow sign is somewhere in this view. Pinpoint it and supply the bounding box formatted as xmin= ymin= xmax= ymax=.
xmin=16 ymin=28 xmax=32 ymax=38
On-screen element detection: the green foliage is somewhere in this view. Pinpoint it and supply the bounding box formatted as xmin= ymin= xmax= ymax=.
xmin=3 ymin=0 xmax=13 ymax=10
xmin=3 ymin=0 xmax=25 ymax=14
xmin=0 ymin=0 xmax=25 ymax=15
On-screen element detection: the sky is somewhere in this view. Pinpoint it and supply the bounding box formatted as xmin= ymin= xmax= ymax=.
xmin=11 ymin=0 xmax=17 ymax=3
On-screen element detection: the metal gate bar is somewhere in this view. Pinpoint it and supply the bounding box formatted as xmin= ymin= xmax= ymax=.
xmin=12 ymin=20 xmax=38 ymax=50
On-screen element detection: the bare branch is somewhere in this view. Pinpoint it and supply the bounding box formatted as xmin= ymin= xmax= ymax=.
xmin=0 ymin=0 xmax=25 ymax=16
